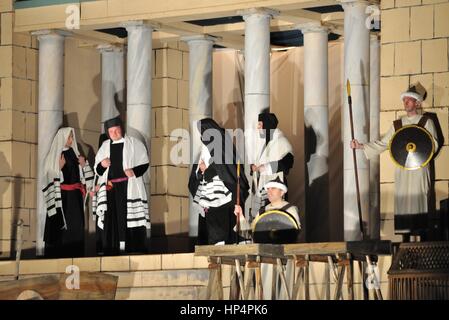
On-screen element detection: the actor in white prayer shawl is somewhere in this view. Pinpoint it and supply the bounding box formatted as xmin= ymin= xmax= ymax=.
xmin=42 ymin=127 xmax=94 ymax=258
xmin=250 ymin=112 xmax=294 ymax=221
xmin=351 ymin=83 xmax=439 ymax=241
xmin=93 ymin=116 xmax=150 ymax=255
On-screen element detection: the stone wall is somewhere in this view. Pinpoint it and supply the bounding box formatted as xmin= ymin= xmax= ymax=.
xmin=0 ymin=0 xmax=38 ymax=258
xmin=380 ymin=0 xmax=449 ymax=241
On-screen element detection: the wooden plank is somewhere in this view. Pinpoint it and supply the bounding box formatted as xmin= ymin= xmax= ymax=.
xmin=195 ymin=244 xmax=284 ymax=258
xmin=58 ymin=272 xmax=118 ymax=300
xmin=346 ymin=240 xmax=392 ymax=256
xmin=284 ymin=241 xmax=392 ymax=256
xmin=284 ymin=242 xmax=349 ymax=255
xmin=0 ymin=275 xmax=60 ymax=300
xmin=0 ymin=272 xmax=118 ymax=300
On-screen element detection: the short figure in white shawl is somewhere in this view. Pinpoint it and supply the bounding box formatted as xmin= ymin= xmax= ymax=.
xmin=94 ymin=117 xmax=150 ymax=255
xmin=235 ymin=176 xmax=301 ymax=241
xmin=250 ymin=112 xmax=294 ymax=221
xmin=351 ymin=84 xmax=439 ymax=241
xmin=42 ymin=127 xmax=94 ymax=258
xmin=234 ymin=177 xmax=301 ymax=300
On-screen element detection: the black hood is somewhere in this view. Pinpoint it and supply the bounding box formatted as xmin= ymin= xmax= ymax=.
xmin=258 ymin=112 xmax=278 ymax=146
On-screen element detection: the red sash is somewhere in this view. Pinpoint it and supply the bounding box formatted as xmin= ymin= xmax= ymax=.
xmin=106 ymin=177 xmax=129 ymax=190
xmin=60 ymin=183 xmax=86 ymax=197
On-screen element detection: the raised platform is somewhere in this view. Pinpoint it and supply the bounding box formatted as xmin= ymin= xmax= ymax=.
xmin=0 ymin=253 xmax=210 ymax=300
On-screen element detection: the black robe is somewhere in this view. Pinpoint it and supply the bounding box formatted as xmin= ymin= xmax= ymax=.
xmin=96 ymin=141 xmax=149 ymax=255
xmin=44 ymin=148 xmax=85 ymax=258
xmin=189 ymin=162 xmax=249 ymax=245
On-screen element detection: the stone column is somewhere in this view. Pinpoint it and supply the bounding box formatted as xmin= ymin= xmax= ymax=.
xmin=123 ymin=21 xmax=153 ymax=148
xmin=182 ymin=35 xmax=215 ymax=237
xmin=300 ymin=23 xmax=330 ymax=242
xmin=239 ymin=8 xmax=278 ymax=301
xmin=341 ymin=0 xmax=371 ymax=241
xmin=239 ymin=8 xmax=278 ymax=165
xmin=369 ymin=33 xmax=380 ymax=239
xmin=34 ymin=31 xmax=65 ymax=255
xmin=97 ymin=45 xmax=125 ymax=132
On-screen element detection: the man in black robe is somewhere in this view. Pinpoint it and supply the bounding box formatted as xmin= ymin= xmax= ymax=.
xmin=94 ymin=117 xmax=150 ymax=255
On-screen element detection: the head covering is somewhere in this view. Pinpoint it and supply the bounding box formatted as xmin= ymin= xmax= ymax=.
xmin=258 ymin=112 xmax=279 ymax=146
xmin=400 ymin=83 xmax=427 ymax=102
xmin=104 ymin=116 xmax=124 ymax=139
xmin=258 ymin=112 xmax=279 ymax=130
xmin=264 ymin=176 xmax=287 ymax=193
xmin=197 ymin=118 xmax=239 ymax=165
xmin=44 ymin=127 xmax=80 ymax=178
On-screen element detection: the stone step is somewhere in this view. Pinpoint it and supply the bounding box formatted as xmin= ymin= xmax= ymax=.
xmin=115 ymin=286 xmax=207 ymax=300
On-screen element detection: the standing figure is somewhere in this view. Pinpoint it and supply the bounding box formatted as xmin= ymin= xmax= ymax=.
xmin=94 ymin=117 xmax=150 ymax=255
xmin=43 ymin=127 xmax=94 ymax=258
xmin=188 ymin=118 xmax=249 ymax=245
xmin=250 ymin=112 xmax=294 ymax=218
xmin=351 ymin=84 xmax=439 ymax=241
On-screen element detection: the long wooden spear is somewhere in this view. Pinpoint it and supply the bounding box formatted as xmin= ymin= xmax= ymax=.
xmin=347 ymin=79 xmax=365 ymax=239
xmin=235 ymin=160 xmax=241 ymax=244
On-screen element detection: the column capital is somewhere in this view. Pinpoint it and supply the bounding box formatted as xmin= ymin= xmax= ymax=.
xmin=238 ymin=7 xmax=279 ymax=20
xmin=121 ymin=20 xmax=159 ymax=32
xmin=298 ymin=22 xmax=329 ymax=34
xmin=97 ymin=43 xmax=124 ymax=53
xmin=181 ymin=34 xmax=220 ymax=44
xmin=338 ymin=0 xmax=371 ymax=10
xmin=31 ymin=29 xmax=68 ymax=41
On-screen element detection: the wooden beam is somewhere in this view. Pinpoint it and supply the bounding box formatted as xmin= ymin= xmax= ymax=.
xmin=152 ymin=30 xmax=182 ymax=43
xmin=69 ymin=29 xmax=125 ymax=47
xmin=321 ymin=11 xmax=344 ymax=23
xmin=214 ymin=33 xmax=244 ymax=50
xmin=159 ymin=21 xmax=204 ymax=36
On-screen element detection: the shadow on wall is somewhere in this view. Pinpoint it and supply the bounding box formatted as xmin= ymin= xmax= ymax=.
xmin=424 ymin=111 xmax=445 ymax=240
xmin=0 ymin=151 xmax=12 ymax=258
xmin=328 ymin=83 xmax=344 ymax=242
xmin=222 ymin=88 xmax=244 ymax=131
xmin=270 ymin=48 xmax=305 ymax=243
xmin=304 ymin=125 xmax=330 ymax=243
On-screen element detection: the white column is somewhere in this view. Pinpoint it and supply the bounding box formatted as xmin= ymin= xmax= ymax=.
xmin=182 ymin=35 xmax=215 ymax=237
xmin=341 ymin=0 xmax=371 ymax=241
xmin=97 ymin=45 xmax=125 ymax=132
xmin=239 ymin=8 xmax=277 ymax=301
xmin=34 ymin=31 xmax=65 ymax=255
xmin=369 ymin=33 xmax=380 ymax=239
xmin=123 ymin=21 xmax=153 ymax=147
xmin=239 ymin=8 xmax=278 ymax=164
xmin=300 ymin=23 xmax=329 ymax=241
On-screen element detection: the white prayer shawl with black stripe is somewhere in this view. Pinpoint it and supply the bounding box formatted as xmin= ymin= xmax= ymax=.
xmin=192 ymin=145 xmax=232 ymax=218
xmin=42 ymin=128 xmax=94 ymax=223
xmin=93 ymin=135 xmax=150 ymax=230
xmin=253 ymin=129 xmax=293 ymax=197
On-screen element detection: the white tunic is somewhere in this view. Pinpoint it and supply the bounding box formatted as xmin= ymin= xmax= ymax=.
xmin=363 ymin=114 xmax=439 ymax=233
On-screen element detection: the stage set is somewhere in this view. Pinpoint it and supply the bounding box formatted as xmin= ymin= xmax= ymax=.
xmin=0 ymin=0 xmax=449 ymax=300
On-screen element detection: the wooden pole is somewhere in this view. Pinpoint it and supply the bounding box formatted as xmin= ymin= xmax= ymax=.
xmin=347 ymin=79 xmax=365 ymax=239
xmin=236 ymin=161 xmax=241 ymax=244
xmin=15 ymin=219 xmax=24 ymax=280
